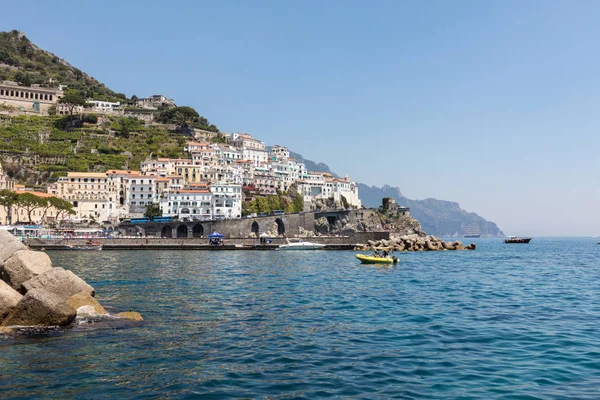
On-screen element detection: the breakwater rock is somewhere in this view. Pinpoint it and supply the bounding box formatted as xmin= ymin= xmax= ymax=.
xmin=0 ymin=230 xmax=142 ymax=331
xmin=355 ymin=234 xmax=476 ymax=252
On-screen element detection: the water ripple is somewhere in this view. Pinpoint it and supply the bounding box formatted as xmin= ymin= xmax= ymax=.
xmin=2 ymin=239 xmax=600 ymax=398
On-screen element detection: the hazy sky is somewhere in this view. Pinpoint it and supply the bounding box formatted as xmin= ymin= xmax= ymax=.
xmin=3 ymin=1 xmax=600 ymax=236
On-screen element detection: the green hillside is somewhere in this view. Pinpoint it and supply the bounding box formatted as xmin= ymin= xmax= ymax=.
xmin=0 ymin=114 xmax=187 ymax=186
xmin=0 ymin=30 xmax=124 ymax=102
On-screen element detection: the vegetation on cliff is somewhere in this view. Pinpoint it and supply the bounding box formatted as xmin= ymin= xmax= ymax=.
xmin=0 ymin=30 xmax=124 ymax=102
xmin=0 ymin=114 xmax=187 ymax=185
xmin=157 ymin=106 xmax=219 ymax=132
xmin=242 ymin=184 xmax=304 ymax=215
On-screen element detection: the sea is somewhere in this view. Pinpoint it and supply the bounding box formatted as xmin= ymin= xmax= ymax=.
xmin=2 ymin=237 xmax=600 ymax=399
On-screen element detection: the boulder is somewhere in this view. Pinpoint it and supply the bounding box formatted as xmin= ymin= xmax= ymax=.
xmin=66 ymin=291 xmax=107 ymax=317
xmin=314 ymin=217 xmax=330 ymax=235
xmin=1 ymin=289 xmax=76 ymax=327
xmin=0 ymin=279 xmax=22 ymax=320
xmin=0 ymin=250 xmax=53 ymax=293
xmin=23 ymin=267 xmax=95 ymax=302
xmin=425 ymin=241 xmax=439 ymax=251
xmin=116 ymin=311 xmax=144 ymax=321
xmin=0 ymin=230 xmax=27 ymax=264
xmin=442 ymin=242 xmax=455 ymax=250
xmin=341 ymin=226 xmax=357 ymax=236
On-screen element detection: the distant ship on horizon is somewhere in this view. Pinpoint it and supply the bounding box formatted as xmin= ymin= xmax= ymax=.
xmin=464 ymin=225 xmax=481 ymax=238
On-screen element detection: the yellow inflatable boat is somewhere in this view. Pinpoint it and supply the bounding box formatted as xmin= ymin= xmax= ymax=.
xmin=356 ymin=254 xmax=399 ymax=264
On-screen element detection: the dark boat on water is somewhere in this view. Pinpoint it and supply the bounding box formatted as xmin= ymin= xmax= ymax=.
xmin=505 ymin=236 xmax=531 ymax=244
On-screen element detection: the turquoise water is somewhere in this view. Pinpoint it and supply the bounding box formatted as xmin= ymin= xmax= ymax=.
xmin=2 ymin=238 xmax=600 ymax=399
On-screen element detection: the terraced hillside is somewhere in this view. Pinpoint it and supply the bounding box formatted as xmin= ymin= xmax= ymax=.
xmin=0 ymin=114 xmax=187 ymax=186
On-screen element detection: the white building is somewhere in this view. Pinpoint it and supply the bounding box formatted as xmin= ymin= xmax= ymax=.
xmin=211 ymin=182 xmax=242 ymax=219
xmin=87 ymin=100 xmax=120 ymax=112
xmin=213 ymin=144 xmax=242 ymax=165
xmin=126 ymin=174 xmax=156 ymax=216
xmin=296 ymin=173 xmax=361 ymax=210
xmin=160 ymin=184 xmax=213 ymax=220
xmin=272 ymin=159 xmax=306 ymax=192
xmin=228 ymin=133 xmax=269 ymax=166
xmin=271 ymin=145 xmax=290 ymax=161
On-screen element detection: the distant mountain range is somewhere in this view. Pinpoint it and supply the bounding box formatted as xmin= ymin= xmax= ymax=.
xmin=290 ymin=151 xmax=505 ymax=237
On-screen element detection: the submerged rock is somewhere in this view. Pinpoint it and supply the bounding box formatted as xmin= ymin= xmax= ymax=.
xmin=115 ymin=311 xmax=144 ymax=321
xmin=66 ymin=292 xmax=108 ymax=317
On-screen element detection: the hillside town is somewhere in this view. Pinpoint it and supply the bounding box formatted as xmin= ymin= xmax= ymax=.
xmin=0 ymin=80 xmax=361 ymax=225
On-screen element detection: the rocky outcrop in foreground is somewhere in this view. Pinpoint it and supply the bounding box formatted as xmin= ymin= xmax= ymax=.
xmin=0 ymin=230 xmax=142 ymax=333
xmin=355 ymin=234 xmax=476 ymax=252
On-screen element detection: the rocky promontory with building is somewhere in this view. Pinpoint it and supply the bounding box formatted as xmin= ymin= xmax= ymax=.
xmin=0 ymin=230 xmax=141 ymax=333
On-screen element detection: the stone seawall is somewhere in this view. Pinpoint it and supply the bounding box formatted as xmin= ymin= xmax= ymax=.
xmin=116 ymin=209 xmax=421 ymax=239
xmin=26 ymin=232 xmax=391 ymax=250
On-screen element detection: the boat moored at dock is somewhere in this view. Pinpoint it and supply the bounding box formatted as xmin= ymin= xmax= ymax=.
xmin=278 ymin=241 xmax=326 ymax=250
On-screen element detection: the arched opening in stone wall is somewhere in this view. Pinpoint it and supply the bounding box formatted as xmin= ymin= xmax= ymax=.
xmin=161 ymin=226 xmax=172 ymax=238
xmin=275 ymin=218 xmax=285 ymax=236
xmin=251 ymin=221 xmax=259 ymax=237
xmin=192 ymin=224 xmax=204 ymax=238
xmin=176 ymin=225 xmax=188 ymax=238
xmin=145 ymin=226 xmax=157 ymax=237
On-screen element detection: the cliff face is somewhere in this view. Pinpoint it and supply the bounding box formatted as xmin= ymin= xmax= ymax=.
xmin=357 ymin=184 xmax=505 ymax=237
xmin=313 ymin=209 xmax=426 ymax=237
xmin=286 ymin=149 xmax=504 ymax=237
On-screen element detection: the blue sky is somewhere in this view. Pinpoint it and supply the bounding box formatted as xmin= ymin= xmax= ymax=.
xmin=3 ymin=1 xmax=600 ymax=236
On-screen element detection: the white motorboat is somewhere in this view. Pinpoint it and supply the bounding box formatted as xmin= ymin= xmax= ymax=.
xmin=278 ymin=241 xmax=326 ymax=250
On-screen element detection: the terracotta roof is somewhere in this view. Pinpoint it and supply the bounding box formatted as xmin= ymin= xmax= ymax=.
xmin=67 ymin=172 xmax=107 ymax=178
xmin=107 ymin=170 xmax=139 ymax=175
xmin=177 ymin=189 xmax=211 ymax=194
xmin=186 ymin=142 xmax=209 ymax=146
